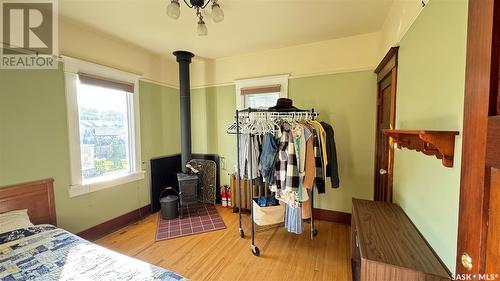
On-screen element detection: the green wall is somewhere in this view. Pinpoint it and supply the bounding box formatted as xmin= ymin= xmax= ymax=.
xmin=393 ymin=0 xmax=468 ymax=272
xmin=139 ymin=80 xmax=181 ymax=159
xmin=289 ymin=71 xmax=376 ymax=212
xmin=191 ymin=71 xmax=377 ymax=212
xmin=0 ymin=64 xmax=180 ymax=233
xmin=192 ymin=85 xmax=237 ymax=184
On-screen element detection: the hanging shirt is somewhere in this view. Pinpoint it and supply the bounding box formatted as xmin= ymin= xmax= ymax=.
xmin=271 ymin=122 xmax=290 ymax=193
xmin=238 ymin=134 xmax=260 ymax=179
xmin=285 ymin=126 xmax=300 ymax=192
xmin=284 ymin=203 xmax=304 ymax=234
xmin=310 ymin=120 xmax=328 ymax=173
xmin=320 ymin=122 xmax=340 ymax=188
xmin=291 ymin=124 xmax=308 ymax=178
xmin=292 ymin=123 xmax=312 ymax=202
xmin=310 ymin=123 xmax=326 ymax=194
xmin=259 ymin=133 xmax=279 ymax=184
xmin=302 ymin=122 xmax=316 ymax=190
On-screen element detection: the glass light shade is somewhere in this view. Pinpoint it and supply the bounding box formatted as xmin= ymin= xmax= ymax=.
xmin=197 ymin=20 xmax=208 ymax=36
xmin=166 ymin=1 xmax=180 ymax=19
xmin=211 ymin=4 xmax=224 ymax=23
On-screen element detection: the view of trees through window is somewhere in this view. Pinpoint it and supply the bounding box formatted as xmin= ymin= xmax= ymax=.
xmin=77 ymin=82 xmax=130 ymax=181
xmin=244 ymin=92 xmax=279 ymax=108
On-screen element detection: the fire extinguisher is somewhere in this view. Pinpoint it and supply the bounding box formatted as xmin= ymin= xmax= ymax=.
xmin=221 ymin=186 xmax=228 ymax=207
xmin=226 ymin=185 xmax=232 ymax=208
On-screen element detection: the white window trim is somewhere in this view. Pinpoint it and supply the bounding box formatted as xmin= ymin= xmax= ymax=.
xmin=63 ymin=56 xmax=144 ymax=198
xmin=235 ymin=74 xmax=289 ymax=109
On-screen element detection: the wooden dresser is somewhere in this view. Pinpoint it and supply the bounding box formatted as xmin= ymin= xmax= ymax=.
xmin=351 ymin=198 xmax=451 ymax=281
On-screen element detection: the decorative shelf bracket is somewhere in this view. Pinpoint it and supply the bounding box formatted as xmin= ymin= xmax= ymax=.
xmin=383 ymin=130 xmax=459 ymax=168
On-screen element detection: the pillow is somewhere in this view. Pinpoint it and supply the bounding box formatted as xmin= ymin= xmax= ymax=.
xmin=0 ymin=209 xmax=34 ymax=234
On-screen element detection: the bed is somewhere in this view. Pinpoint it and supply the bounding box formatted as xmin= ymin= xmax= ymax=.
xmin=0 ymin=179 xmax=188 ymax=281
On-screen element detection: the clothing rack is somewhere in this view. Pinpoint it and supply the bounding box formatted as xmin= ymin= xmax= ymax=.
xmin=232 ymin=107 xmax=319 ymax=256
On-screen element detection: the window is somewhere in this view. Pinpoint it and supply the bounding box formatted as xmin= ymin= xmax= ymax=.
xmin=244 ymin=92 xmax=280 ymax=108
xmin=63 ymin=57 xmax=143 ymax=197
xmin=77 ymin=79 xmax=131 ymax=181
xmin=235 ymin=75 xmax=289 ymax=109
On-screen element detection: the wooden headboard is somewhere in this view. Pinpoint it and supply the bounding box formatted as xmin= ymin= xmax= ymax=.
xmin=0 ymin=178 xmax=57 ymax=225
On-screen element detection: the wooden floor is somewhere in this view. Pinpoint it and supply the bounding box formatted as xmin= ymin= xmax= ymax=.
xmin=96 ymin=206 xmax=352 ymax=281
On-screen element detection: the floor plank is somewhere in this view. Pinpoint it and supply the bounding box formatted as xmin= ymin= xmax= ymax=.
xmin=96 ymin=206 xmax=352 ymax=281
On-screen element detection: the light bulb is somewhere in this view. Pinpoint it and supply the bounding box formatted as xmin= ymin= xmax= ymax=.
xmin=166 ymin=0 xmax=180 ymax=19
xmin=211 ymin=3 xmax=224 ymax=23
xmin=197 ymin=19 xmax=208 ymax=36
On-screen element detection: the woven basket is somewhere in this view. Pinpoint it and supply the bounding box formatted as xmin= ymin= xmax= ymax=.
xmin=252 ymin=199 xmax=285 ymax=226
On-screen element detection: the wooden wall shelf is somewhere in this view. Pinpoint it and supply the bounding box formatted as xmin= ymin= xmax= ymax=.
xmin=383 ymin=130 xmax=459 ymax=168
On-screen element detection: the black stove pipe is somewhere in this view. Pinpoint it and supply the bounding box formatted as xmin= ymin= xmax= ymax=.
xmin=173 ymin=50 xmax=195 ymax=173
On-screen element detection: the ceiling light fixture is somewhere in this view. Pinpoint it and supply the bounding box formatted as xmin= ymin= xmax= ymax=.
xmin=166 ymin=0 xmax=224 ymax=36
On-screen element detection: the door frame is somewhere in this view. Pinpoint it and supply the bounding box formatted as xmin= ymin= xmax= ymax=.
xmin=373 ymin=47 xmax=399 ymax=202
xmin=456 ymin=0 xmax=499 ymax=274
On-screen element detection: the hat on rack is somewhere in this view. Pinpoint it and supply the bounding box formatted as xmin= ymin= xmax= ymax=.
xmin=269 ymin=98 xmax=300 ymax=111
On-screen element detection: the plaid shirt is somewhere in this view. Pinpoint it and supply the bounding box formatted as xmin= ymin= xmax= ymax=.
xmin=312 ymin=124 xmax=326 ymax=194
xmin=272 ymin=123 xmax=290 ymax=191
xmin=285 ymin=134 xmax=300 ymax=192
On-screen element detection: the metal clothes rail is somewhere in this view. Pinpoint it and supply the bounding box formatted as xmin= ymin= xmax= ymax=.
xmin=233 ymin=107 xmax=319 ymax=256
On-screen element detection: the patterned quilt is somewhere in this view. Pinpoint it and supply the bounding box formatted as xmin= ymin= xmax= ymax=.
xmin=0 ymin=225 xmax=188 ymax=281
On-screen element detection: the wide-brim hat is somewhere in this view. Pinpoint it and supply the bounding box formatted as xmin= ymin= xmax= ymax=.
xmin=269 ymin=98 xmax=300 ymax=111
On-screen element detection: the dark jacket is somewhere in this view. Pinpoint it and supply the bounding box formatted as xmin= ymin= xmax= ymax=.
xmin=320 ymin=122 xmax=340 ymax=188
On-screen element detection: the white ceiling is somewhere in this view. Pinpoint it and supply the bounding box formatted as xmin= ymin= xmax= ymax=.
xmin=59 ymin=0 xmax=393 ymax=59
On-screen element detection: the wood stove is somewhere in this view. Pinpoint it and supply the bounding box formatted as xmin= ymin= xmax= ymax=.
xmin=177 ymin=172 xmax=198 ymax=218
xmin=177 ymin=173 xmax=198 ymax=203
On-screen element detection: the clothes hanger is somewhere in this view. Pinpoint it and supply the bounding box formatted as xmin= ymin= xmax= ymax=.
xmin=262 ymin=113 xmax=271 ymax=134
xmin=272 ymin=115 xmax=282 ymax=138
xmin=250 ymin=117 xmax=260 ymax=135
xmin=242 ymin=116 xmax=254 ymax=134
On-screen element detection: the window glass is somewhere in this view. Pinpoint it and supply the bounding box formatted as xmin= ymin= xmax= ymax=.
xmin=244 ymin=92 xmax=279 ymax=108
xmin=77 ymin=82 xmax=131 ymax=181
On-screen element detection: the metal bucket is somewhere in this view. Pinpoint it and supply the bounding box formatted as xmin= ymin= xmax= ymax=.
xmin=160 ymin=195 xmax=179 ymax=220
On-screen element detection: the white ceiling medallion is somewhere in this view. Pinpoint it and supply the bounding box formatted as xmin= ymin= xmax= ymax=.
xmin=166 ymin=0 xmax=224 ymax=36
